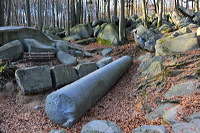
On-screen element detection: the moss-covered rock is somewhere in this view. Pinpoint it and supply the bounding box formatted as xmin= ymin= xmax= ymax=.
xmin=97 ymin=24 xmax=119 ymax=46
xmin=69 ymin=23 xmax=93 ymax=38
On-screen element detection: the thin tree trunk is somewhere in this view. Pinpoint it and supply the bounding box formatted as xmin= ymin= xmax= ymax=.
xmin=66 ymin=0 xmax=70 ymax=35
xmin=0 ymin=0 xmax=4 ymax=26
xmin=96 ymin=0 xmax=99 ymax=20
xmin=6 ymin=0 xmax=11 ymax=26
xmin=38 ymin=0 xmax=43 ymax=31
xmin=52 ymin=0 xmax=55 ymax=28
xmin=107 ymin=0 xmax=111 ymax=23
xmin=142 ymin=0 xmax=148 ymax=27
xmin=26 ymin=0 xmax=31 ymax=27
xmin=157 ymin=0 xmax=163 ymax=27
xmin=119 ymin=0 xmax=126 ymax=44
xmin=112 ymin=0 xmax=117 ymax=24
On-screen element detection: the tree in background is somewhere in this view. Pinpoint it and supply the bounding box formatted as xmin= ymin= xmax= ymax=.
xmin=157 ymin=0 xmax=163 ymax=27
xmin=26 ymin=0 xmax=31 ymax=27
xmin=142 ymin=0 xmax=148 ymax=27
xmin=119 ymin=0 xmax=126 ymax=44
xmin=0 ymin=0 xmax=4 ymax=26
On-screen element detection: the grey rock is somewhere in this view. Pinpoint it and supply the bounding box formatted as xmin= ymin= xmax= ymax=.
xmin=169 ymin=10 xmax=184 ymax=26
xmin=165 ymin=81 xmax=199 ymax=98
xmin=97 ymin=57 xmax=113 ymax=68
xmin=0 ymin=26 xmax=54 ymax=46
xmin=163 ymin=105 xmax=182 ymax=125
xmin=45 ymin=56 xmax=133 ymax=128
xmin=134 ymin=33 xmax=145 ymax=48
xmin=184 ymin=112 xmax=200 ymax=122
xmin=172 ymin=119 xmax=200 ymax=133
xmin=0 ymin=40 xmax=23 ymax=61
xmin=138 ymin=55 xmax=164 ymax=72
xmin=144 ymin=38 xmax=156 ymax=52
xmin=15 ymin=66 xmax=53 ymax=94
xmin=146 ymin=103 xmax=174 ymax=121
xmin=34 ymin=105 xmax=42 ymax=110
xmin=76 ymin=63 xmax=98 ymax=78
xmin=92 ymin=19 xmax=104 ymax=27
xmin=50 ymin=129 xmax=67 ymax=133
xmin=51 ymin=64 xmax=78 ymax=89
xmin=81 ymin=120 xmax=123 ymax=133
xmin=171 ymin=27 xmax=192 ymax=37
xmin=63 ymin=34 xmax=82 ymax=41
xmin=97 ymin=24 xmax=119 ymax=46
xmin=55 ymin=40 xmax=69 ymax=54
xmin=101 ymin=48 xmax=113 ymax=56
xmin=74 ymin=51 xmax=83 ymax=57
xmin=69 ymin=23 xmax=93 ymax=38
xmin=132 ymin=125 xmax=166 ymax=133
xmin=178 ymin=6 xmax=194 ymax=18
xmin=23 ymin=39 xmax=57 ymax=53
xmin=138 ymin=52 xmax=152 ymax=62
xmin=142 ymin=61 xmax=163 ymax=78
xmin=94 ymin=25 xmax=101 ymax=37
xmin=84 ymin=52 xmax=93 ymax=58
xmin=155 ymin=33 xmax=199 ymax=56
xmin=57 ymin=51 xmax=77 ymax=66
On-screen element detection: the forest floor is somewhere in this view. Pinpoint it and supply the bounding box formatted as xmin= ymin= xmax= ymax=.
xmin=0 ymin=32 xmax=200 ymax=133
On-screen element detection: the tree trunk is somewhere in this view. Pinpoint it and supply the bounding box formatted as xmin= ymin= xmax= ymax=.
xmin=26 ymin=0 xmax=31 ymax=27
xmin=119 ymin=0 xmax=126 ymax=44
xmin=71 ymin=0 xmax=76 ymax=27
xmin=66 ymin=0 xmax=70 ymax=36
xmin=195 ymin=0 xmax=199 ymax=11
xmin=112 ymin=0 xmax=117 ymax=24
xmin=96 ymin=0 xmax=99 ymax=20
xmin=52 ymin=0 xmax=55 ymax=28
xmin=153 ymin=0 xmax=157 ymax=13
xmin=107 ymin=0 xmax=111 ymax=23
xmin=0 ymin=0 xmax=4 ymax=26
xmin=5 ymin=0 xmax=11 ymax=26
xmin=142 ymin=0 xmax=148 ymax=27
xmin=157 ymin=0 xmax=163 ymax=27
xmin=38 ymin=0 xmax=43 ymax=31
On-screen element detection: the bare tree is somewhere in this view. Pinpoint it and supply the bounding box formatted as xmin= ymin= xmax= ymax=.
xmin=38 ymin=0 xmax=43 ymax=31
xmin=26 ymin=0 xmax=31 ymax=26
xmin=142 ymin=0 xmax=148 ymax=27
xmin=107 ymin=0 xmax=111 ymax=23
xmin=0 ymin=0 xmax=4 ymax=26
xmin=119 ymin=0 xmax=126 ymax=44
xmin=112 ymin=0 xmax=117 ymax=24
xmin=157 ymin=0 xmax=163 ymax=27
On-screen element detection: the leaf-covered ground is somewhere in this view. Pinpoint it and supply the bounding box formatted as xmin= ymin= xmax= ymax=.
xmin=0 ymin=33 xmax=200 ymax=133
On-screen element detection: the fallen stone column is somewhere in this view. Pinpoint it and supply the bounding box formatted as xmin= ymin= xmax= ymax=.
xmin=45 ymin=56 xmax=133 ymax=128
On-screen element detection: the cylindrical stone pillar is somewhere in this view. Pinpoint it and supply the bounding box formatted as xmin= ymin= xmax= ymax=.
xmin=45 ymin=56 xmax=133 ymax=128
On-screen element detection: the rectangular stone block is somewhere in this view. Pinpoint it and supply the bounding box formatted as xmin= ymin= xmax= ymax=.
xmin=15 ymin=66 xmax=53 ymax=94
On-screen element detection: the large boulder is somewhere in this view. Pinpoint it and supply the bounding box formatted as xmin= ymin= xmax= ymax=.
xmin=51 ymin=64 xmax=79 ymax=89
xmin=76 ymin=63 xmax=98 ymax=78
xmin=178 ymin=6 xmax=195 ymax=18
xmin=97 ymin=24 xmax=119 ymax=46
xmin=23 ymin=39 xmax=58 ymax=53
xmin=57 ymin=51 xmax=77 ymax=66
xmin=55 ymin=40 xmax=69 ymax=53
xmin=81 ymin=120 xmax=123 ymax=133
xmin=132 ymin=125 xmax=166 ymax=133
xmin=0 ymin=26 xmax=54 ymax=46
xmin=155 ymin=33 xmax=199 ymax=56
xmin=169 ymin=10 xmax=184 ymax=26
xmin=164 ymin=81 xmax=199 ymax=98
xmin=0 ymin=40 xmax=23 ymax=61
xmin=142 ymin=61 xmax=163 ymax=78
xmin=63 ymin=34 xmax=82 ymax=41
xmin=69 ymin=23 xmax=93 ymax=38
xmin=15 ymin=66 xmax=53 ymax=94
xmin=172 ymin=119 xmax=200 ymax=133
xmin=171 ymin=27 xmax=192 ymax=37
xmin=92 ymin=19 xmax=104 ymax=27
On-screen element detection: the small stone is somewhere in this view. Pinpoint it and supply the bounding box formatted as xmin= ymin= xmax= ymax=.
xmin=101 ymin=48 xmax=113 ymax=56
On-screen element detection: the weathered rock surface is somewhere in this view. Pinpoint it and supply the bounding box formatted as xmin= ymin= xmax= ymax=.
xmin=171 ymin=27 xmax=192 ymax=37
xmin=0 ymin=26 xmax=54 ymax=46
xmin=97 ymin=24 xmax=119 ymax=46
xmin=164 ymin=81 xmax=199 ymax=98
xmin=178 ymin=6 xmax=194 ymax=18
xmin=155 ymin=33 xmax=199 ymax=56
xmin=163 ymin=105 xmax=182 ymax=125
xmin=170 ymin=10 xmax=184 ymax=26
xmin=132 ymin=125 xmax=166 ymax=133
xmin=23 ymin=39 xmax=57 ymax=53
xmin=81 ymin=120 xmax=123 ymax=133
xmin=142 ymin=61 xmax=163 ymax=77
xmin=69 ymin=23 xmax=93 ymax=38
xmin=172 ymin=119 xmax=200 ymax=133
xmin=55 ymin=40 xmax=69 ymax=53
xmin=76 ymin=63 xmax=98 ymax=78
xmin=146 ymin=103 xmax=174 ymax=121
xmin=101 ymin=48 xmax=113 ymax=56
xmin=97 ymin=57 xmax=113 ymax=68
xmin=184 ymin=112 xmax=200 ymax=122
xmin=57 ymin=51 xmax=77 ymax=66
xmin=0 ymin=40 xmax=23 ymax=61
xmin=45 ymin=56 xmax=133 ymax=128
xmin=51 ymin=64 xmax=78 ymax=89
xmin=138 ymin=52 xmax=152 ymax=62
xmin=63 ymin=34 xmax=82 ymax=41
xmin=15 ymin=66 xmax=53 ymax=94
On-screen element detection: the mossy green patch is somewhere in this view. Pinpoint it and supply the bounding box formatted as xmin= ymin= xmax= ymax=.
xmin=97 ymin=37 xmax=112 ymax=46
